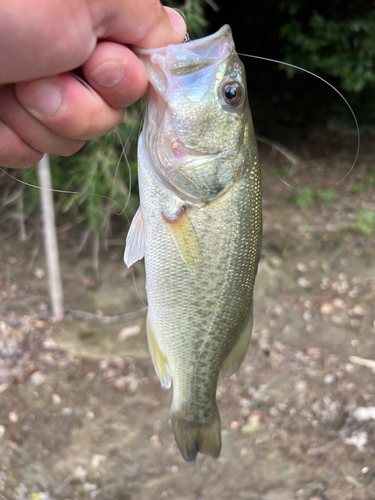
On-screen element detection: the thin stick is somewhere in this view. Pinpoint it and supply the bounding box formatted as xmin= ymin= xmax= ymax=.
xmin=37 ymin=155 xmax=64 ymax=321
xmin=67 ymin=307 xmax=147 ymax=324
xmin=18 ymin=189 xmax=27 ymax=242
xmin=92 ymin=232 xmax=100 ymax=284
xmin=54 ymin=473 xmax=73 ymax=496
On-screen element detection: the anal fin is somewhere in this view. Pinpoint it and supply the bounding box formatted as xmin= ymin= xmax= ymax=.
xmin=221 ymin=308 xmax=253 ymax=378
xmin=146 ymin=315 xmax=171 ymax=388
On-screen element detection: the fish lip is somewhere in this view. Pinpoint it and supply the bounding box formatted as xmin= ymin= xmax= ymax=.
xmin=134 ymin=25 xmax=234 ymax=80
xmin=134 ymin=25 xmax=234 ymax=57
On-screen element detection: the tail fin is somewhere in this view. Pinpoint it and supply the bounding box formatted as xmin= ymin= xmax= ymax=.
xmin=171 ymin=409 xmax=221 ymax=462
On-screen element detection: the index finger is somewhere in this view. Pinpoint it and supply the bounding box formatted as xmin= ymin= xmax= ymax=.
xmin=93 ymin=3 xmax=187 ymax=48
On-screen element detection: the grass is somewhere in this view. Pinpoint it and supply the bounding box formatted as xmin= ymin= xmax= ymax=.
xmin=354 ymin=205 xmax=374 ymax=236
xmin=287 ymin=186 xmax=335 ymax=210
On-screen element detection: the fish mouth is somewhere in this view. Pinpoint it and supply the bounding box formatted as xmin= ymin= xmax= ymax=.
xmin=135 ymin=25 xmax=235 ymax=97
xmin=135 ymin=25 xmax=234 ymax=73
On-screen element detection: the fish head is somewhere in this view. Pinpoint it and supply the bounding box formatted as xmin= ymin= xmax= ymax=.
xmin=137 ymin=25 xmax=255 ymax=203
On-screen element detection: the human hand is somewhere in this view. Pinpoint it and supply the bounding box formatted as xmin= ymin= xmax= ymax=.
xmin=0 ymin=0 xmax=186 ymax=168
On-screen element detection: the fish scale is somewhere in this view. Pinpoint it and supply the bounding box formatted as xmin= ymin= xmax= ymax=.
xmin=125 ymin=25 xmax=262 ymax=462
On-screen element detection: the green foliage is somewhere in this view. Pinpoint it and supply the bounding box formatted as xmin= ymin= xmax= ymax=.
xmin=288 ymin=186 xmax=314 ymax=211
xmin=316 ymin=189 xmax=334 ymax=204
xmin=280 ymin=11 xmax=375 ymax=93
xmin=353 ymin=205 xmax=374 ymax=236
xmin=350 ymin=183 xmax=364 ymax=194
xmin=367 ymin=168 xmax=375 ymax=187
xmin=288 ymin=186 xmax=335 ymax=210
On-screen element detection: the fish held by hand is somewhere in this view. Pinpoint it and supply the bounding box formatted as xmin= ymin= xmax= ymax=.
xmin=125 ymin=25 xmax=262 ymax=462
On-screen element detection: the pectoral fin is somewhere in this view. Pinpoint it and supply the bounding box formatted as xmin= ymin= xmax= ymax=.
xmin=162 ymin=208 xmax=201 ymax=275
xmin=124 ymin=207 xmax=145 ymax=268
xmin=221 ymin=309 xmax=253 ymax=378
xmin=147 ymin=315 xmax=171 ymax=388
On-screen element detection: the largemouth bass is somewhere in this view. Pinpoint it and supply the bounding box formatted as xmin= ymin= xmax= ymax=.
xmin=125 ymin=25 xmax=262 ymax=462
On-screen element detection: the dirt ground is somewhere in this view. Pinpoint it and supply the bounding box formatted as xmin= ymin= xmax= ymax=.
xmin=1 ymin=128 xmax=375 ymax=500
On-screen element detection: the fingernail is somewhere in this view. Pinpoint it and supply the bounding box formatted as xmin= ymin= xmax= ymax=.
xmin=20 ymin=79 xmax=62 ymax=116
xmin=165 ymin=7 xmax=187 ymax=38
xmin=89 ymin=61 xmax=126 ymax=87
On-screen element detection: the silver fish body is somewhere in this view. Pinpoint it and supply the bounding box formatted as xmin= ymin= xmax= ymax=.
xmin=125 ymin=25 xmax=262 ymax=462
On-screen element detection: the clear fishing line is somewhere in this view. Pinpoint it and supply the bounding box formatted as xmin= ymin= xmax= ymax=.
xmin=238 ymin=52 xmax=360 ymax=191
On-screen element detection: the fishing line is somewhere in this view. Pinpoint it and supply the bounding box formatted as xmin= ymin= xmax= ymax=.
xmin=112 ymin=104 xmax=146 ymax=216
xmin=238 ymin=53 xmax=360 ymax=191
xmin=0 ymin=166 xmax=125 ymax=211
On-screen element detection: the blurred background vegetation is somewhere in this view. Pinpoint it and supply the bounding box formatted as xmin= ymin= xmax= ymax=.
xmin=1 ymin=0 xmax=374 ymax=244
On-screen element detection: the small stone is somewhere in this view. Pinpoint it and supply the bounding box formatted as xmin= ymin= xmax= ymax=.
xmin=150 ymin=434 xmax=162 ymax=448
xmin=83 ymin=482 xmax=97 ymax=492
xmin=297 ymin=277 xmax=310 ymax=288
xmin=114 ymin=377 xmax=127 ymax=389
xmin=86 ymin=411 xmax=95 ymax=420
xmin=295 ymin=380 xmax=307 ymax=392
xmin=30 ymin=372 xmax=46 ymax=386
xmin=345 ymin=431 xmax=367 ymax=451
xmin=61 ymin=407 xmax=72 ymax=416
xmin=43 ymin=338 xmax=57 ymax=349
xmin=270 ymin=257 xmax=282 ymax=267
xmin=34 ymin=320 xmax=47 ymax=329
xmin=8 ymin=411 xmax=18 ymax=423
xmin=91 ymin=454 xmax=106 ymax=469
xmin=331 ymin=315 xmax=344 ymax=324
xmin=99 ymin=360 xmax=108 ymax=370
xmin=361 ymin=467 xmax=369 ymax=474
xmin=333 ymin=298 xmax=345 ymax=308
xmin=52 ymin=393 xmax=61 ymax=405
xmin=118 ymin=325 xmax=141 ymax=340
xmin=303 ymin=311 xmax=312 ymax=322
xmin=73 ymin=465 xmax=87 ymax=480
xmin=230 ymin=420 xmax=239 ymax=430
xmin=354 ymin=407 xmax=375 ymax=421
xmin=0 ymin=383 xmax=9 ymax=393
xmin=0 ymin=425 xmax=5 ymax=438
xmin=351 ymin=305 xmax=366 ymax=316
xmin=128 ymin=380 xmax=138 ymax=393
xmin=296 ymin=263 xmax=308 ymax=272
xmin=34 ymin=267 xmax=45 ymax=279
xmin=324 ymin=374 xmax=335 ymax=385
xmin=320 ymin=303 xmax=333 ymax=314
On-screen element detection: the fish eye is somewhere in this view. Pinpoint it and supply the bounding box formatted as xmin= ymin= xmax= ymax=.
xmin=221 ymin=81 xmax=244 ymax=108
